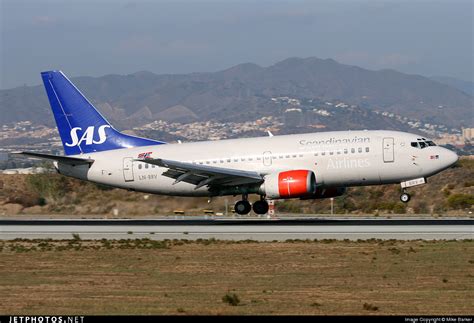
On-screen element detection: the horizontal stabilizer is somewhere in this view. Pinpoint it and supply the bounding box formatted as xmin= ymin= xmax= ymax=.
xmin=13 ymin=152 xmax=94 ymax=166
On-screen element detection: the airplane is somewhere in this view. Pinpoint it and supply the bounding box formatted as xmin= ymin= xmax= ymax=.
xmin=16 ymin=70 xmax=459 ymax=215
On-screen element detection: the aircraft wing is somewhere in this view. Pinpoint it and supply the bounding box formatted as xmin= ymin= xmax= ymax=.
xmin=13 ymin=152 xmax=94 ymax=166
xmin=136 ymin=158 xmax=264 ymax=189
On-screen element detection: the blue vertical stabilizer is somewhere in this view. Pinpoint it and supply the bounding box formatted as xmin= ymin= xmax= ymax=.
xmin=41 ymin=70 xmax=165 ymax=155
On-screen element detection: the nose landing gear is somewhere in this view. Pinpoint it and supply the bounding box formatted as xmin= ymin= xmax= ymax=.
xmin=400 ymin=191 xmax=411 ymax=203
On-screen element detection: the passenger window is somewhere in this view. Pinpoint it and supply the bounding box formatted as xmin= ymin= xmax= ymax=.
xmin=351 ymin=148 xmax=355 ymax=153
xmin=314 ymin=152 xmax=318 ymax=156
xmin=206 ymin=161 xmax=210 ymax=164
xmin=329 ymin=151 xmax=334 ymax=155
xmin=285 ymin=155 xmax=290 ymax=158
xmin=365 ymin=147 xmax=369 ymax=153
xmin=199 ymin=162 xmax=203 ymax=165
xmin=337 ymin=151 xmax=341 ymax=155
xmin=322 ymin=152 xmax=326 ymax=156
xmin=145 ymin=164 xmax=149 ymax=169
xmin=299 ymin=154 xmax=303 ymax=157
xmin=279 ymin=155 xmax=283 ymax=159
xmin=152 ymin=165 xmax=155 ymax=168
xmin=292 ymin=154 xmax=297 ymax=158
xmin=213 ymin=160 xmax=217 ymax=164
xmin=220 ymin=160 xmax=224 ymax=163
xmin=249 ymin=157 xmax=254 ymax=161
xmin=227 ymin=159 xmax=231 ymax=162
xmin=358 ymin=147 xmax=362 ymax=153
xmin=344 ymin=149 xmax=348 ymax=154
xmin=138 ymin=164 xmax=142 ymax=170
xmin=256 ymin=157 xmax=261 ymax=161
xmin=234 ymin=158 xmax=238 ymax=162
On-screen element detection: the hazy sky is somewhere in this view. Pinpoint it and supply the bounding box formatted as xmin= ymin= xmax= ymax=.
xmin=1 ymin=0 xmax=473 ymax=89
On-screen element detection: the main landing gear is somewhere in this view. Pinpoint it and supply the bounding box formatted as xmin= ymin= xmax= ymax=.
xmin=234 ymin=195 xmax=269 ymax=215
xmin=252 ymin=198 xmax=269 ymax=215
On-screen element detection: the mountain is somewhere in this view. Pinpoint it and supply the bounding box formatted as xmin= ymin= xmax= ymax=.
xmin=430 ymin=76 xmax=474 ymax=97
xmin=0 ymin=57 xmax=472 ymax=128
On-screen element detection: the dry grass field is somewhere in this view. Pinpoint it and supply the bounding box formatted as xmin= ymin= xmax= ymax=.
xmin=1 ymin=239 xmax=473 ymax=315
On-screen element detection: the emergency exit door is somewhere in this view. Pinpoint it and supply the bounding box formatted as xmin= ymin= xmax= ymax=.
xmin=263 ymin=151 xmax=272 ymax=166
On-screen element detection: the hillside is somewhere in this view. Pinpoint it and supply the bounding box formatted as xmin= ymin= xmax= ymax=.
xmin=0 ymin=57 xmax=472 ymax=129
xmin=430 ymin=76 xmax=474 ymax=96
xmin=0 ymin=158 xmax=472 ymax=217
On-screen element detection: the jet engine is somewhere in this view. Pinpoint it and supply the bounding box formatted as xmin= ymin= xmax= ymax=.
xmin=259 ymin=170 xmax=316 ymax=199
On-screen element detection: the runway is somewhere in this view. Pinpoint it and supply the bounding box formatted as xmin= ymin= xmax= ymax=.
xmin=1 ymin=217 xmax=472 ymax=240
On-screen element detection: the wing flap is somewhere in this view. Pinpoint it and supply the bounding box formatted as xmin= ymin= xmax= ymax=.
xmin=136 ymin=158 xmax=263 ymax=188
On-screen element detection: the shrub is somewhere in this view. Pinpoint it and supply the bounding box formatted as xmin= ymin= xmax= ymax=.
xmin=446 ymin=194 xmax=474 ymax=209
xmin=222 ymin=293 xmax=240 ymax=306
xmin=7 ymin=194 xmax=41 ymax=207
xmin=392 ymin=203 xmax=406 ymax=214
xmin=38 ymin=197 xmax=47 ymax=206
xmin=363 ymin=303 xmax=379 ymax=311
xmin=277 ymin=200 xmax=301 ymax=213
xmin=26 ymin=174 xmax=70 ymax=202
xmin=94 ymin=183 xmax=114 ymax=191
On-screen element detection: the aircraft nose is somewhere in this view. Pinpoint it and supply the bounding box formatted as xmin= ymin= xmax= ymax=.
xmin=443 ymin=148 xmax=459 ymax=167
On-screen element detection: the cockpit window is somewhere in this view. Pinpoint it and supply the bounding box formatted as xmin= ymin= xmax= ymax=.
xmin=411 ymin=140 xmax=437 ymax=149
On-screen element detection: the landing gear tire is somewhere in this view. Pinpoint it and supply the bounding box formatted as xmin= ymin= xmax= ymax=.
xmin=252 ymin=200 xmax=269 ymax=215
xmin=400 ymin=193 xmax=411 ymax=203
xmin=235 ymin=200 xmax=252 ymax=215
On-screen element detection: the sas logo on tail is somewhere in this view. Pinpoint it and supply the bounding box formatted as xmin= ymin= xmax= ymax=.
xmin=65 ymin=125 xmax=111 ymax=147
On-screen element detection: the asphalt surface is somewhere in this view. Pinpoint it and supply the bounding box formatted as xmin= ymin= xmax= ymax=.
xmin=1 ymin=217 xmax=472 ymax=240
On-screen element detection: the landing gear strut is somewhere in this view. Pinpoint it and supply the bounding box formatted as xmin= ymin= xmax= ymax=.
xmin=234 ymin=194 xmax=252 ymax=215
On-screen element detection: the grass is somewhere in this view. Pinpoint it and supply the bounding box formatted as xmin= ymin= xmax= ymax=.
xmin=222 ymin=293 xmax=240 ymax=306
xmin=0 ymin=239 xmax=472 ymax=315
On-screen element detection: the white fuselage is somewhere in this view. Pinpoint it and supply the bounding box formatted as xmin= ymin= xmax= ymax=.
xmin=57 ymin=130 xmax=458 ymax=197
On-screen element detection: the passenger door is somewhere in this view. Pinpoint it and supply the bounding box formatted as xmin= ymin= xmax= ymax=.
xmin=123 ymin=157 xmax=134 ymax=182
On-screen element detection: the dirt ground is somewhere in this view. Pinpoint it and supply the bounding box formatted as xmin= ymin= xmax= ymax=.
xmin=0 ymin=239 xmax=473 ymax=315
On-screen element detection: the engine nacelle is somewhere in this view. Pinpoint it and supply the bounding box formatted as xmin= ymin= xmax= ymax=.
xmin=259 ymin=170 xmax=316 ymax=199
xmin=301 ymin=187 xmax=347 ymax=199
